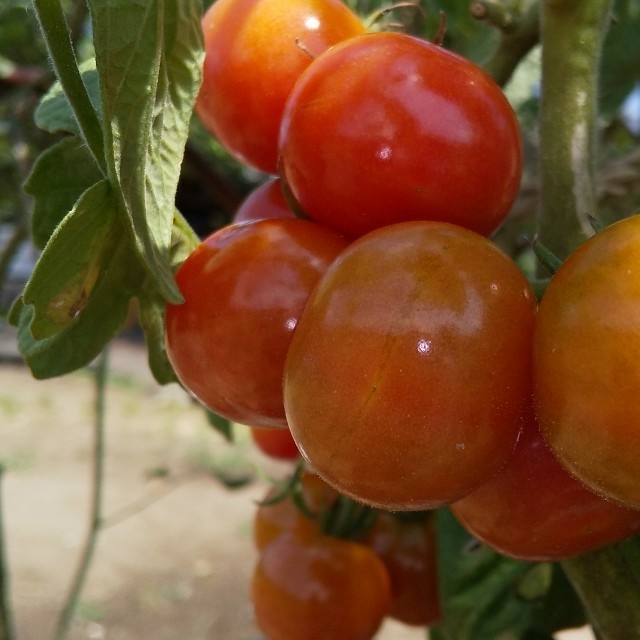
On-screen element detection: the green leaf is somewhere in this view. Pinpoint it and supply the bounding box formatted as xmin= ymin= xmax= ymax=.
xmin=88 ymin=0 xmax=204 ymax=303
xmin=22 ymin=180 xmax=119 ymax=339
xmin=23 ymin=136 xmax=104 ymax=249
xmin=34 ymin=59 xmax=101 ymax=135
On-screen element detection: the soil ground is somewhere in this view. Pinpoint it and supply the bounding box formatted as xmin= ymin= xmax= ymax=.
xmin=0 ymin=327 xmax=593 ymax=640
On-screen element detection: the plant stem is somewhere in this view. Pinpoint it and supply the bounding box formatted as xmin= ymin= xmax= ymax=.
xmin=32 ymin=0 xmax=106 ymax=175
xmin=561 ymin=545 xmax=640 ymax=639
xmin=536 ymin=0 xmax=613 ymax=261
xmin=52 ymin=347 xmax=109 ymax=640
xmin=0 ymin=466 xmax=16 ymax=640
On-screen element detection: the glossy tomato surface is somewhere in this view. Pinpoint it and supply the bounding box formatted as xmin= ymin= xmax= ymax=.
xmin=250 ymin=426 xmax=300 ymax=460
xmin=254 ymin=471 xmax=339 ymax=550
xmin=196 ymin=0 xmax=365 ymax=174
xmin=252 ymin=532 xmax=391 ymax=640
xmin=278 ymin=31 xmax=522 ymax=239
xmin=232 ymin=178 xmax=295 ymax=224
xmin=365 ymin=512 xmax=441 ymax=627
xmin=534 ymin=214 xmax=640 ymax=509
xmin=165 ymin=218 xmax=348 ymax=428
xmin=450 ymin=404 xmax=640 ymax=560
xmin=284 ymin=221 xmax=536 ymax=510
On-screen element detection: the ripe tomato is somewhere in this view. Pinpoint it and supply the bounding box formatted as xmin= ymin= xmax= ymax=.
xmin=284 ymin=221 xmax=536 ymax=510
xmin=252 ymin=532 xmax=391 ymax=640
xmin=196 ymin=0 xmax=365 ymax=174
xmin=232 ymin=178 xmax=295 ymax=224
xmin=278 ymin=31 xmax=522 ymax=239
xmin=165 ymin=218 xmax=348 ymax=428
xmin=250 ymin=426 xmax=300 ymax=461
xmin=364 ymin=512 xmax=441 ymax=627
xmin=450 ymin=403 xmax=640 ymax=561
xmin=254 ymin=471 xmax=339 ymax=550
xmin=534 ymin=215 xmax=640 ymax=509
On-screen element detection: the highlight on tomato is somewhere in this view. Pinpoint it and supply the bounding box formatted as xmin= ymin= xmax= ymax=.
xmin=232 ymin=178 xmax=296 ymax=224
xmin=284 ymin=221 xmax=537 ymax=510
xmin=196 ymin=0 xmax=365 ymax=174
xmin=534 ymin=214 xmax=640 ymax=510
xmin=278 ymin=31 xmax=522 ymax=239
xmin=165 ymin=218 xmax=349 ymax=428
xmin=450 ymin=403 xmax=640 ymax=561
xmin=251 ymin=531 xmax=391 ymax=640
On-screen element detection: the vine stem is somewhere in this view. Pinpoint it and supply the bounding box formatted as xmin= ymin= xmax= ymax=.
xmin=536 ymin=0 xmax=613 ymax=260
xmin=52 ymin=347 xmax=109 ymax=640
xmin=31 ymin=0 xmax=106 ymax=175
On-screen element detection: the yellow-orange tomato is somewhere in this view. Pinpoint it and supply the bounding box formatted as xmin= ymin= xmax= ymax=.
xmin=252 ymin=532 xmax=391 ymax=640
xmin=196 ymin=0 xmax=365 ymax=173
xmin=284 ymin=221 xmax=537 ymax=510
xmin=364 ymin=512 xmax=441 ymax=627
xmin=534 ymin=214 xmax=640 ymax=508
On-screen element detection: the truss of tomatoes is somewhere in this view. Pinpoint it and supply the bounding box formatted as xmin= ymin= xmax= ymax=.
xmin=166 ymin=0 xmax=640 ymax=598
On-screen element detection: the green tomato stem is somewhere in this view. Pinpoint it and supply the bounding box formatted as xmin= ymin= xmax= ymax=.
xmin=536 ymin=0 xmax=613 ymax=261
xmin=561 ymin=545 xmax=640 ymax=639
xmin=32 ymin=0 xmax=106 ymax=175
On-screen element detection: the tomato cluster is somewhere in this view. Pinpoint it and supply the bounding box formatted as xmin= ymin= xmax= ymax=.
xmin=165 ymin=0 xmax=640 ymax=632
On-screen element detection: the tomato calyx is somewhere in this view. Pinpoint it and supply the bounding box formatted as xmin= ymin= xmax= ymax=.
xmin=363 ymin=2 xmax=425 ymax=31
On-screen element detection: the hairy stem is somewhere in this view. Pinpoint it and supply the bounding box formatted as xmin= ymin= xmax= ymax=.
xmin=536 ymin=0 xmax=613 ymax=260
xmin=52 ymin=348 xmax=109 ymax=640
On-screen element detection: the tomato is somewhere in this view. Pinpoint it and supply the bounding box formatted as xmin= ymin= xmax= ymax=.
xmin=278 ymin=31 xmax=522 ymax=239
xmin=534 ymin=214 xmax=640 ymax=509
xmin=250 ymin=426 xmax=300 ymax=461
xmin=252 ymin=532 xmax=391 ymax=640
xmin=284 ymin=221 xmax=536 ymax=510
xmin=196 ymin=0 xmax=365 ymax=174
xmin=254 ymin=471 xmax=339 ymax=550
xmin=165 ymin=218 xmax=348 ymax=428
xmin=450 ymin=403 xmax=640 ymax=561
xmin=364 ymin=512 xmax=441 ymax=627
xmin=232 ymin=178 xmax=295 ymax=224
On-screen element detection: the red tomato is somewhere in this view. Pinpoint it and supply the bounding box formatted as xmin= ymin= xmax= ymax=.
xmin=278 ymin=31 xmax=522 ymax=239
xmin=284 ymin=221 xmax=536 ymax=510
xmin=165 ymin=218 xmax=348 ymax=428
xmin=364 ymin=512 xmax=441 ymax=627
xmin=254 ymin=471 xmax=339 ymax=550
xmin=196 ymin=0 xmax=365 ymax=174
xmin=252 ymin=532 xmax=391 ymax=640
xmin=250 ymin=426 xmax=300 ymax=461
xmin=534 ymin=214 xmax=640 ymax=509
xmin=450 ymin=404 xmax=640 ymax=561
xmin=232 ymin=178 xmax=295 ymax=224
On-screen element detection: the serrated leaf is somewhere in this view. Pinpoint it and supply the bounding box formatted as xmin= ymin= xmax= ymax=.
xmin=24 ymin=136 xmax=104 ymax=249
xmin=89 ymin=0 xmax=204 ymax=303
xmin=22 ymin=180 xmax=118 ymax=339
xmin=34 ymin=59 xmax=101 ymax=135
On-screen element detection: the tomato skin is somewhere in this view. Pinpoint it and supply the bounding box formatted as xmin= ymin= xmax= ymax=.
xmin=278 ymin=31 xmax=522 ymax=239
xmin=250 ymin=426 xmax=300 ymax=461
xmin=534 ymin=215 xmax=640 ymax=509
xmin=364 ymin=512 xmax=441 ymax=627
xmin=251 ymin=532 xmax=391 ymax=640
xmin=232 ymin=178 xmax=295 ymax=224
xmin=254 ymin=471 xmax=339 ymax=550
xmin=284 ymin=221 xmax=536 ymax=510
xmin=196 ymin=0 xmax=365 ymax=174
xmin=450 ymin=404 xmax=640 ymax=561
xmin=165 ymin=218 xmax=348 ymax=428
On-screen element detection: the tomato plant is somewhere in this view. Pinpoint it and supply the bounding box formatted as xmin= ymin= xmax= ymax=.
xmin=534 ymin=214 xmax=640 ymax=510
xmin=165 ymin=218 xmax=348 ymax=428
xmin=232 ymin=178 xmax=295 ymax=224
xmin=250 ymin=426 xmax=300 ymax=461
xmin=278 ymin=31 xmax=523 ymax=239
xmin=284 ymin=221 xmax=536 ymax=510
xmin=251 ymin=531 xmax=391 ymax=640
xmin=451 ymin=402 xmax=640 ymax=561
xmin=364 ymin=511 xmax=441 ymax=627
xmin=196 ymin=0 xmax=365 ymax=174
